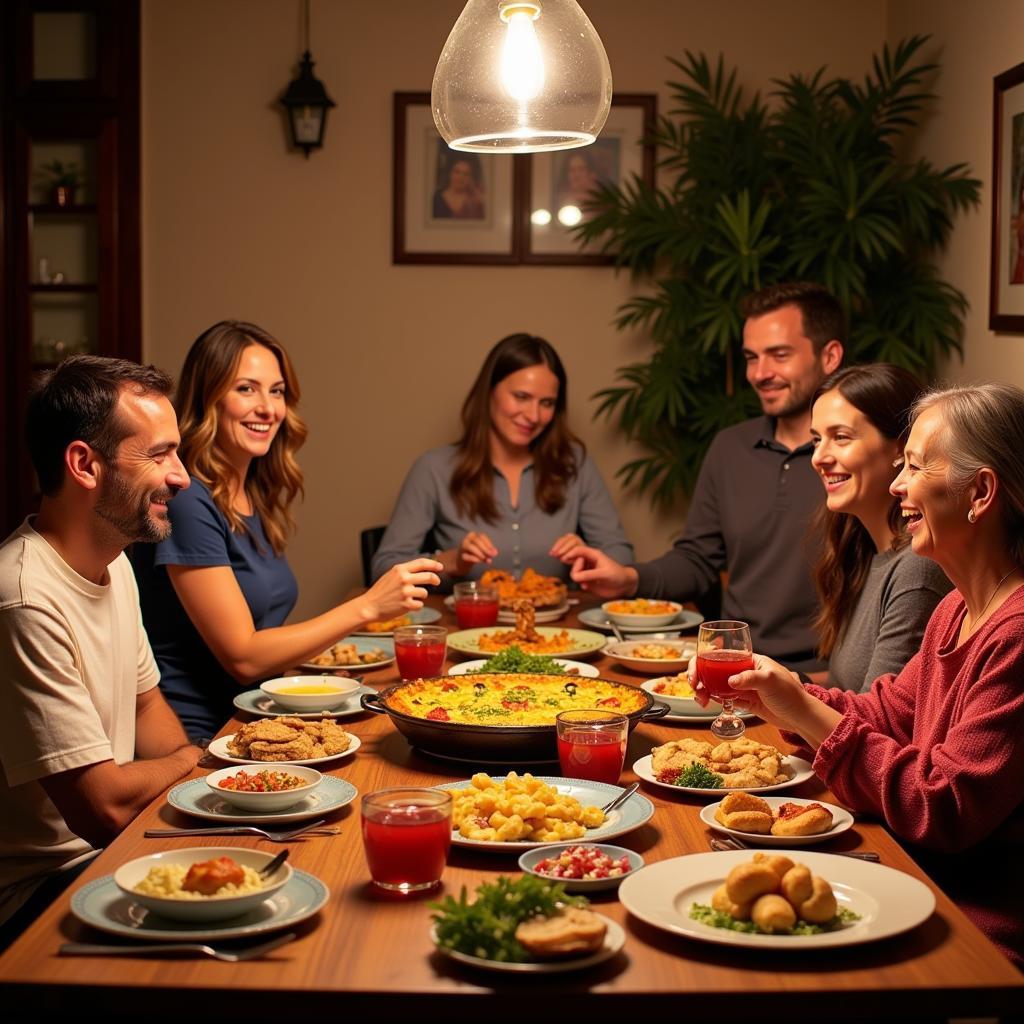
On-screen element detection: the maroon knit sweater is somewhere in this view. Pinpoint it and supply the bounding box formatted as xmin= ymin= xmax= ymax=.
xmin=789 ymin=585 xmax=1024 ymax=969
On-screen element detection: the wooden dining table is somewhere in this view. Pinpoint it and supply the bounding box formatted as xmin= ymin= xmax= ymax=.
xmin=1 ymin=594 xmax=1021 ymax=1021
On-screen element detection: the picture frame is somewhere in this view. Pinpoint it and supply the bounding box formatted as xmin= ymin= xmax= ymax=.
xmin=989 ymin=62 xmax=1024 ymax=331
xmin=392 ymin=92 xmax=657 ymax=266
xmin=520 ymin=94 xmax=657 ymax=265
xmin=392 ymin=92 xmax=518 ymax=265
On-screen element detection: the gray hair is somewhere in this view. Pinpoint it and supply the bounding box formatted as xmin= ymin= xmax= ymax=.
xmin=912 ymin=382 xmax=1024 ymax=563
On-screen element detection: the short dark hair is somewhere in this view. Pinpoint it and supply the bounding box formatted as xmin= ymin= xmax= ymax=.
xmin=740 ymin=281 xmax=845 ymax=352
xmin=27 ymin=355 xmax=174 ymax=496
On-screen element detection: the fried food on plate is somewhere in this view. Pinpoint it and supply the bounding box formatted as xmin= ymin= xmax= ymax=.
xmin=714 ymin=791 xmax=774 ymax=833
xmin=771 ymin=801 xmax=834 ymax=836
xmin=477 ymin=600 xmax=573 ymax=654
xmin=652 ymin=737 xmax=793 ymax=788
xmin=228 ymin=716 xmax=352 ymax=761
xmin=481 ymin=568 xmax=568 ymax=609
xmin=363 ymin=614 xmax=411 ymax=633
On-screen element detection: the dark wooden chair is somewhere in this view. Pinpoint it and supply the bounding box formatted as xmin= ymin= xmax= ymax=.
xmin=360 ymin=526 xmax=437 ymax=587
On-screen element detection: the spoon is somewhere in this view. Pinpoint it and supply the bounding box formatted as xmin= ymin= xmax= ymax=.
xmin=259 ymin=848 xmax=290 ymax=878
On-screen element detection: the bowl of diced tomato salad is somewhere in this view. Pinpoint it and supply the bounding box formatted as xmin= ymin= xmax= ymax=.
xmin=205 ymin=763 xmax=322 ymax=812
xmin=518 ymin=843 xmax=644 ymax=892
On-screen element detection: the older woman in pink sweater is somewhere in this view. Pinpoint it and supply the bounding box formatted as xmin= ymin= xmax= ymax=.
xmin=708 ymin=383 xmax=1024 ymax=969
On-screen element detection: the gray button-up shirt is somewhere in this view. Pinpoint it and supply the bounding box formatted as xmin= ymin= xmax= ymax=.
xmin=372 ymin=444 xmax=633 ymax=585
xmin=635 ymin=416 xmax=824 ymax=668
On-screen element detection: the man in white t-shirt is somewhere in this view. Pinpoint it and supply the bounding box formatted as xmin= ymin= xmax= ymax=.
xmin=0 ymin=355 xmax=201 ymax=944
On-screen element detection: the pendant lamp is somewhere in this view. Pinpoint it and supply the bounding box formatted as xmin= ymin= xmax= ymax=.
xmin=431 ymin=0 xmax=612 ymax=154
xmin=280 ymin=0 xmax=335 ymax=157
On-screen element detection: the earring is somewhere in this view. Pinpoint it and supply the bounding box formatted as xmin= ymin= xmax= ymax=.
xmin=967 ymin=508 xmax=977 ymax=523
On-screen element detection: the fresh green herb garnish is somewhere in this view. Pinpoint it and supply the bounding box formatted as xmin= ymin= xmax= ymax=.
xmin=674 ymin=761 xmax=724 ymax=789
xmin=689 ymin=903 xmax=861 ymax=935
xmin=471 ymin=646 xmax=567 ymax=675
xmin=431 ymin=875 xmax=587 ymax=962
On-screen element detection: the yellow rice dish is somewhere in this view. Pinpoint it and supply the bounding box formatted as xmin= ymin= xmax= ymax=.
xmin=385 ymin=673 xmax=647 ymax=726
xmin=133 ymin=863 xmax=263 ymax=900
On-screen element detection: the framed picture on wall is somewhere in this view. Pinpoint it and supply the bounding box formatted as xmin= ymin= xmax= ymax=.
xmin=520 ymin=94 xmax=657 ymax=265
xmin=392 ymin=92 xmax=518 ymax=264
xmin=990 ymin=61 xmax=1024 ymax=330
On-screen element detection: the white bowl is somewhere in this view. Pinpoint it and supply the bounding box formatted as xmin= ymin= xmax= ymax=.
xmin=204 ymin=763 xmax=322 ymax=811
xmin=640 ymin=675 xmax=705 ymax=715
xmin=601 ymin=599 xmax=684 ymax=629
xmin=518 ymin=843 xmax=644 ymax=892
xmin=604 ymin=639 xmax=697 ymax=675
xmin=260 ymin=674 xmax=362 ymax=712
xmin=114 ymin=846 xmax=291 ymax=922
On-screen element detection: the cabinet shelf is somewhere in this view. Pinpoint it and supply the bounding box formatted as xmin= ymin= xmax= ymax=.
xmin=30 ymin=283 xmax=98 ymax=293
xmin=28 ymin=203 xmax=98 ymax=215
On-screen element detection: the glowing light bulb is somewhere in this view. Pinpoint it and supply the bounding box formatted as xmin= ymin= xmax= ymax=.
xmin=500 ymin=4 xmax=544 ymax=102
xmin=557 ymin=204 xmax=583 ymax=227
xmin=531 ymin=208 xmax=552 ymax=226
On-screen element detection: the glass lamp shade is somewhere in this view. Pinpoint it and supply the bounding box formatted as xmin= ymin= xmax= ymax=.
xmin=432 ymin=0 xmax=612 ymax=153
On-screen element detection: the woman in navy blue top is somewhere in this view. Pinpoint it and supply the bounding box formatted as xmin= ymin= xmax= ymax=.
xmin=133 ymin=321 xmax=440 ymax=739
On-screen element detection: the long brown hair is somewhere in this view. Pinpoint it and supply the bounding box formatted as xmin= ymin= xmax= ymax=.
xmin=451 ymin=334 xmax=582 ymax=523
xmin=175 ymin=320 xmax=308 ymax=554
xmin=812 ymin=364 xmax=923 ymax=657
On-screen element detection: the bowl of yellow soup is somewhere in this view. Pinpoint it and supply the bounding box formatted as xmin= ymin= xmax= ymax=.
xmin=260 ymin=674 xmax=362 ymax=713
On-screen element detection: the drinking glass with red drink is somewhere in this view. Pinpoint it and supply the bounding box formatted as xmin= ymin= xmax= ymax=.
xmin=696 ymin=619 xmax=753 ymax=740
xmin=555 ymin=709 xmax=628 ymax=785
xmin=361 ymin=787 xmax=452 ymax=893
xmin=453 ymin=581 xmax=499 ymax=629
xmin=394 ymin=624 xmax=447 ymax=679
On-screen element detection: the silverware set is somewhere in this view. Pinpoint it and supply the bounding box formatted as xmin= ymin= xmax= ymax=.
xmin=144 ymin=818 xmax=339 ymax=842
xmin=59 ymin=931 xmax=298 ymax=961
xmin=708 ymin=834 xmax=880 ymax=861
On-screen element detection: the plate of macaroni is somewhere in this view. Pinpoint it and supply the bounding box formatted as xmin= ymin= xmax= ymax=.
xmin=447 ymin=626 xmax=606 ymax=658
xmin=433 ymin=772 xmax=655 ymax=850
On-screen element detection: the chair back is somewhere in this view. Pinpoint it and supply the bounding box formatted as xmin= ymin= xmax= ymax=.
xmin=359 ymin=526 xmax=387 ymax=587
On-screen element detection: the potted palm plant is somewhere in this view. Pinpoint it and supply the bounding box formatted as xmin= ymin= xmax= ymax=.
xmin=36 ymin=160 xmax=83 ymax=207
xmin=577 ymin=36 xmax=980 ymax=507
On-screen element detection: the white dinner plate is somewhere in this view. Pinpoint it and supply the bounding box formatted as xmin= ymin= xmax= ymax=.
xmin=447 ymin=658 xmax=599 ymax=678
xmin=660 ymin=708 xmax=755 ymax=724
xmin=443 ymin=595 xmax=570 ymax=624
xmin=351 ymin=607 xmax=442 ymax=636
xmin=618 ymin=850 xmax=935 ymax=949
xmin=578 ymin=606 xmax=704 ymax=635
xmin=208 ymin=731 xmax=361 ymax=767
xmin=699 ymin=796 xmax=855 ymax=846
xmin=298 ymin=635 xmax=395 ymax=672
xmin=602 ymin=639 xmax=698 ymax=675
xmin=446 ymin=626 xmax=606 ymax=658
xmin=233 ymin=685 xmax=374 ymax=720
xmin=431 ymin=914 xmax=624 ymax=972
xmin=70 ymin=869 xmax=329 ymax=942
xmin=632 ymin=753 xmax=815 ymax=796
xmin=166 ymin=774 xmax=357 ymax=824
xmin=433 ymin=776 xmax=655 ymax=851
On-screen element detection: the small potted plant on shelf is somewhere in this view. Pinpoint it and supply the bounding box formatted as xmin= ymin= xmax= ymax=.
xmin=35 ymin=160 xmax=83 ymax=207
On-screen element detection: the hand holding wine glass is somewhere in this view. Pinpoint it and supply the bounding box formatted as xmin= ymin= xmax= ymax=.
xmin=696 ymin=620 xmax=753 ymax=740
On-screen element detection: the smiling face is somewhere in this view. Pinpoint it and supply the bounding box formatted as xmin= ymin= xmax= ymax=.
xmin=743 ymin=305 xmax=837 ymax=421
xmin=811 ymin=388 xmax=901 ymax=524
xmin=215 ymin=344 xmax=286 ymax=471
xmin=890 ymin=405 xmax=966 ymax=562
xmin=95 ymin=390 xmax=189 ymax=543
xmin=488 ymin=363 xmax=560 ymax=454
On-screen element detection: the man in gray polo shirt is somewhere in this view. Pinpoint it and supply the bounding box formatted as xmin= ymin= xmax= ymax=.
xmin=561 ymin=282 xmax=844 ymax=672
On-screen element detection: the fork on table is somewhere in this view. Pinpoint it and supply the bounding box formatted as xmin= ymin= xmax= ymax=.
xmin=59 ymin=931 xmax=298 ymax=962
xmin=143 ymin=819 xmax=338 ymax=842
xmin=708 ymin=834 xmax=879 ymax=861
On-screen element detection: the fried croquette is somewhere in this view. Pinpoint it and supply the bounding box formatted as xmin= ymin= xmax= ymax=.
xmin=751 ymin=893 xmax=797 ymax=933
xmin=228 ymin=715 xmax=351 ymax=761
xmin=725 ymin=861 xmax=780 ymax=904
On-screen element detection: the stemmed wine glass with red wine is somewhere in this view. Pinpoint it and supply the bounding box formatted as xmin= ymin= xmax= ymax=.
xmin=696 ymin=620 xmax=753 ymax=740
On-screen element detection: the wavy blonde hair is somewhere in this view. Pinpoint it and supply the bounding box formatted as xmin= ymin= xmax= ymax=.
xmin=175 ymin=320 xmax=307 ymax=554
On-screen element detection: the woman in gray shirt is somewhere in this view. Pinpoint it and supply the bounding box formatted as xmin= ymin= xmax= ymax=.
xmin=372 ymin=334 xmax=633 ymax=585
xmin=809 ymin=364 xmax=951 ymax=691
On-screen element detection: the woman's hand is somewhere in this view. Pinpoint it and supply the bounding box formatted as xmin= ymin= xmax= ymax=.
xmin=359 ymin=558 xmax=442 ymax=622
xmin=439 ymin=532 xmax=498 ymax=577
xmin=690 ymin=654 xmax=841 ymax=748
xmin=548 ymin=533 xmax=582 ymax=559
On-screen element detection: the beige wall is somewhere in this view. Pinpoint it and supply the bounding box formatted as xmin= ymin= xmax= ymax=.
xmin=141 ymin=0 xmax=886 ymax=618
xmin=887 ymin=0 xmax=1024 ymax=385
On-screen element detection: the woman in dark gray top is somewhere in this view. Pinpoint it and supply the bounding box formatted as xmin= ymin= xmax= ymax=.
xmin=372 ymin=334 xmax=632 ymax=585
xmin=809 ymin=365 xmax=951 ymax=691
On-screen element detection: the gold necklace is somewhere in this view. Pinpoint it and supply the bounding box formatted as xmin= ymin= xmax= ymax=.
xmin=965 ymin=567 xmax=1020 ymax=636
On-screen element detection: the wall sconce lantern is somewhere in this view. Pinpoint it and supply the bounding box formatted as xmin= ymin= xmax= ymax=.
xmin=280 ymin=1 xmax=335 ymax=157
